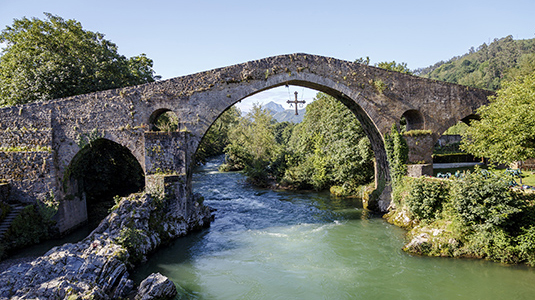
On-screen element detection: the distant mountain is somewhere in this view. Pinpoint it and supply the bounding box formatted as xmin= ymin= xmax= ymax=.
xmin=272 ymin=108 xmax=306 ymax=123
xmin=264 ymin=101 xmax=285 ymax=113
xmin=260 ymin=101 xmax=305 ymax=123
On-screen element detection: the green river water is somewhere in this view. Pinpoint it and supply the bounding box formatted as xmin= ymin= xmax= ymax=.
xmin=131 ymin=157 xmax=535 ymax=299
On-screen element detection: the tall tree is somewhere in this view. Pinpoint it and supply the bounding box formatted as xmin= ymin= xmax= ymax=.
xmin=196 ymin=106 xmax=241 ymax=164
xmin=0 ymin=13 xmax=156 ymax=107
xmin=461 ymin=72 xmax=535 ymax=164
xmin=283 ymin=93 xmax=374 ymax=192
xmin=223 ymin=104 xmax=282 ymax=186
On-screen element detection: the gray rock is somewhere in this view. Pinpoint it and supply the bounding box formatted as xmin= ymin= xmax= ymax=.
xmin=135 ymin=272 xmax=178 ymax=300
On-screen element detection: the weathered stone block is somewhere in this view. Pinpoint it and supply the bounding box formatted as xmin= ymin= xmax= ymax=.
xmin=144 ymin=131 xmax=194 ymax=176
xmin=404 ymin=133 xmax=434 ymax=164
xmin=145 ymin=174 xmax=189 ymax=217
xmin=407 ymin=164 xmax=433 ymax=177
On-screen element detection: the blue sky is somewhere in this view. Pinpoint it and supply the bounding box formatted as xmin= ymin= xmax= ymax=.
xmin=1 ymin=0 xmax=534 ymax=111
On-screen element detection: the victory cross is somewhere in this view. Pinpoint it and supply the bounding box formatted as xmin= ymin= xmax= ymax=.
xmin=287 ymin=91 xmax=306 ymax=115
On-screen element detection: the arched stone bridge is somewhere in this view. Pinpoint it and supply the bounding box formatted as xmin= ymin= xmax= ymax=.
xmin=0 ymin=53 xmax=493 ymax=233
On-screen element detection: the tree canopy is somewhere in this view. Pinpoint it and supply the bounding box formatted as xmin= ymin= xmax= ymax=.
xmin=461 ymin=72 xmax=535 ymax=164
xmin=0 ymin=13 xmax=156 ymax=107
xmin=416 ymin=36 xmax=535 ymax=90
xmin=219 ymin=93 xmax=374 ymax=194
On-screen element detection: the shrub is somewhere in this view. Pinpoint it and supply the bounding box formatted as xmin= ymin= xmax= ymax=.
xmin=406 ymin=179 xmax=450 ymax=220
xmin=464 ymin=226 xmax=519 ymax=264
xmin=518 ymin=226 xmax=535 ymax=266
xmin=116 ymin=226 xmax=146 ymax=264
xmin=451 ymin=170 xmax=521 ymax=228
xmin=5 ymin=205 xmax=51 ymax=249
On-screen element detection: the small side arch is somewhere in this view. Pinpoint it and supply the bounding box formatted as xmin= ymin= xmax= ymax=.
xmin=63 ymin=138 xmax=145 ymax=228
xmin=149 ymin=108 xmax=179 ymax=132
xmin=402 ymin=109 xmax=425 ymax=131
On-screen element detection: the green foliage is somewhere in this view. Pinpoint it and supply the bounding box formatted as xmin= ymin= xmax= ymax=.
xmin=403 ymin=129 xmax=432 ymax=137
xmin=153 ymin=111 xmax=179 ymax=132
xmin=75 ymin=128 xmax=104 ymax=149
xmin=196 ymin=106 xmax=240 ymax=164
xmin=0 ymin=145 xmax=52 ymax=152
xmin=4 ymin=205 xmax=53 ymax=249
xmin=371 ymin=79 xmax=387 ymax=93
xmin=464 ymin=226 xmax=519 ymax=264
xmin=390 ymin=168 xmax=535 ymax=265
xmin=406 ymin=179 xmax=450 ymax=220
xmin=417 ymin=36 xmax=535 ymax=90
xmin=384 ymin=124 xmax=408 ymax=189
xmin=375 ymin=61 xmax=413 ymax=74
xmin=0 ymin=13 xmax=156 ymax=107
xmin=220 ymin=93 xmax=374 ymax=194
xmin=282 ymin=93 xmax=374 ymax=192
xmin=223 ymin=104 xmax=282 ymax=186
xmin=451 ymin=170 xmax=521 ymax=228
xmin=115 ymin=226 xmax=145 ymax=264
xmin=443 ymin=122 xmax=469 ymax=136
xmin=517 ymin=226 xmax=535 ymax=266
xmin=0 ymin=201 xmax=11 ymax=223
xmin=461 ymin=72 xmax=535 ymax=164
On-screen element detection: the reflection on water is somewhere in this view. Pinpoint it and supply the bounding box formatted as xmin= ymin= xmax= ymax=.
xmin=133 ymin=157 xmax=535 ymax=299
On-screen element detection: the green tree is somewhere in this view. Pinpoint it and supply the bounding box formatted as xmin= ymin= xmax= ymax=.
xmin=223 ymin=104 xmax=282 ymax=186
xmin=0 ymin=13 xmax=156 ymax=106
xmin=417 ymin=36 xmax=535 ymax=90
xmin=283 ymin=93 xmax=374 ymax=193
xmin=461 ymin=72 xmax=535 ymax=164
xmin=196 ymin=106 xmax=241 ymax=164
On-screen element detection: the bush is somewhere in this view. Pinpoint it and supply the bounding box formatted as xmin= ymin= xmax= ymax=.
xmin=464 ymin=226 xmax=519 ymax=264
xmin=406 ymin=179 xmax=450 ymax=220
xmin=5 ymin=205 xmax=52 ymax=249
xmin=517 ymin=226 xmax=535 ymax=266
xmin=451 ymin=170 xmax=521 ymax=228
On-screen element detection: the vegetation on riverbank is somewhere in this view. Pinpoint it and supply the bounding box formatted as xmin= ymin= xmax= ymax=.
xmin=385 ymin=171 xmax=535 ymax=266
xmin=217 ymin=93 xmax=375 ymax=195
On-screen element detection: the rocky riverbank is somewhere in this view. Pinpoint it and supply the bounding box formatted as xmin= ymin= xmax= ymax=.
xmin=0 ymin=192 xmax=212 ymax=299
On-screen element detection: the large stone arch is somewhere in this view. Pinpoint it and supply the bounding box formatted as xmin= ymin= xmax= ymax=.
xmin=189 ymin=76 xmax=390 ymax=210
xmin=59 ymin=138 xmax=145 ymax=230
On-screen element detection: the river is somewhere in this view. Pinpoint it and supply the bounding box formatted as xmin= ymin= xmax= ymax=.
xmin=132 ymin=157 xmax=535 ymax=299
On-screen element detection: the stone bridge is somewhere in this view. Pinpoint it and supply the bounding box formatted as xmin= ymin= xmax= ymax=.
xmin=0 ymin=53 xmax=493 ymax=233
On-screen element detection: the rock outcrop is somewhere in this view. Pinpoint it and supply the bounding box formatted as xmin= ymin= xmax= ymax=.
xmin=135 ymin=272 xmax=177 ymax=300
xmin=0 ymin=192 xmax=212 ymax=299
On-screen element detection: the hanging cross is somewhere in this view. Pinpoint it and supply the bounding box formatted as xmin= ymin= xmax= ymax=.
xmin=287 ymin=91 xmax=306 ymax=115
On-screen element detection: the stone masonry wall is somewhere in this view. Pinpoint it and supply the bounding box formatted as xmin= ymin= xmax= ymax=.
xmin=0 ymin=129 xmax=52 ymax=149
xmin=0 ymin=151 xmax=55 ymax=203
xmin=404 ymin=133 xmax=434 ymax=164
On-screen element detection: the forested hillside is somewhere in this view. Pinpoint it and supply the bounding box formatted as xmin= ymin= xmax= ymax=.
xmin=415 ymin=36 xmax=535 ymax=90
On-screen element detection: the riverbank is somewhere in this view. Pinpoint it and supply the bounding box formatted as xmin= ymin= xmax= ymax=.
xmin=384 ymin=173 xmax=535 ymax=266
xmin=0 ymin=192 xmax=212 ymax=299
